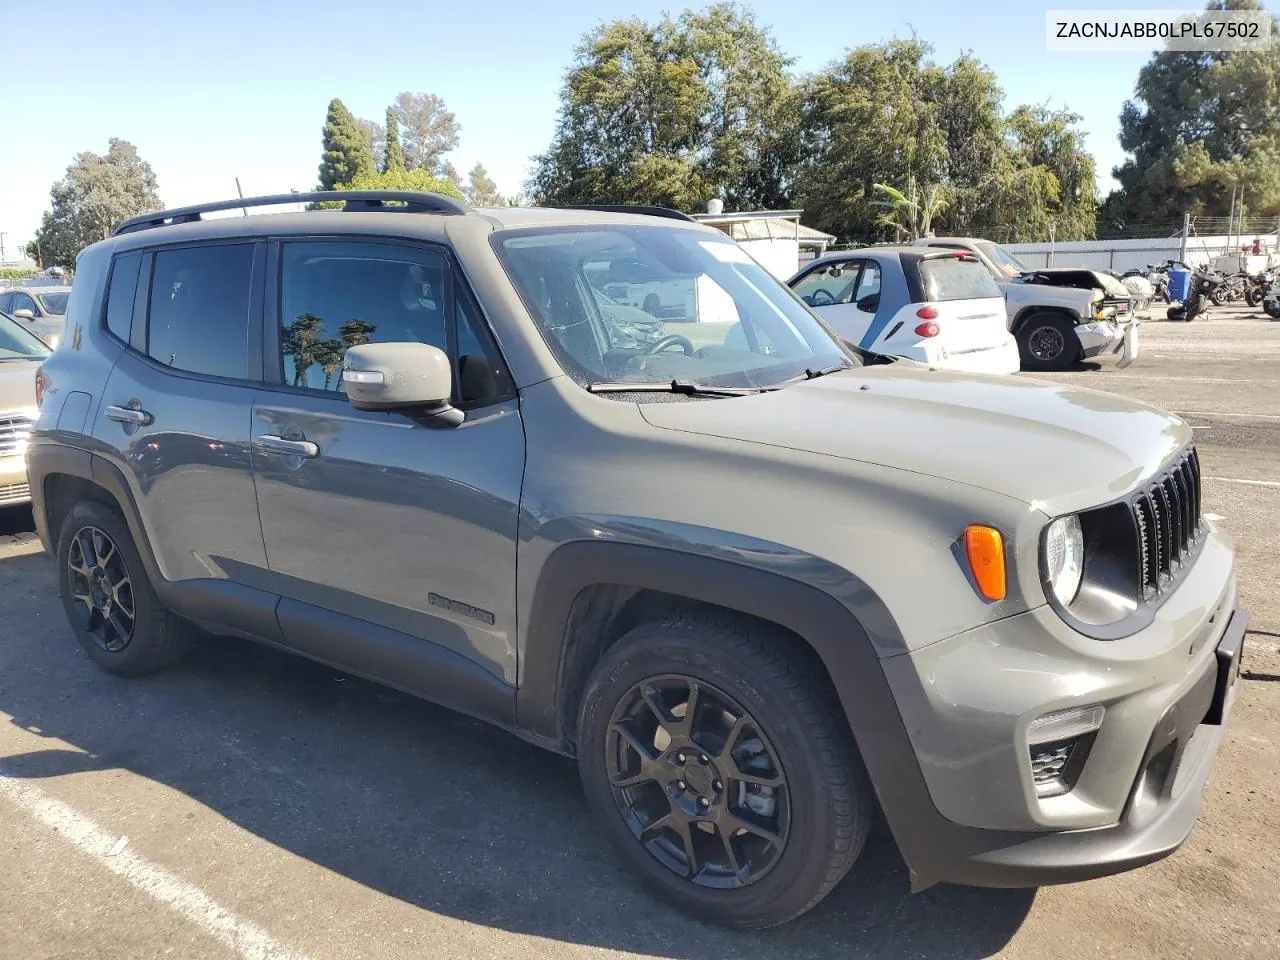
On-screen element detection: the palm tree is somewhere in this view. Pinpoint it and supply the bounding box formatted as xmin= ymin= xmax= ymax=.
xmin=282 ymin=313 xmax=326 ymax=387
xmin=338 ymin=318 xmax=377 ymax=349
xmin=870 ymin=176 xmax=951 ymax=241
xmin=315 ymin=339 xmax=345 ymax=391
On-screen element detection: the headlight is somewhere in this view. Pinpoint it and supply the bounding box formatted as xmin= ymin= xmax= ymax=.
xmin=1043 ymin=515 xmax=1084 ymax=605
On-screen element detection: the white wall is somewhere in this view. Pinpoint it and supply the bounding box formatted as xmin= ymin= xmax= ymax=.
xmin=1003 ymin=233 xmax=1279 ymax=273
xmin=737 ymin=237 xmax=801 ymax=280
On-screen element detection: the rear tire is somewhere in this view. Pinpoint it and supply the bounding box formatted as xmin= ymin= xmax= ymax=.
xmin=1265 ymin=299 xmax=1280 ymax=319
xmin=56 ymin=500 xmax=196 ymax=676
xmin=1016 ymin=313 xmax=1080 ymax=371
xmin=577 ymin=612 xmax=873 ymax=929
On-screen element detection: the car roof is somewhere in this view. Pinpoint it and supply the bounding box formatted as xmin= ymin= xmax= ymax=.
xmin=16 ymin=285 xmax=72 ymax=293
xmin=95 ymin=198 xmax=720 ymax=259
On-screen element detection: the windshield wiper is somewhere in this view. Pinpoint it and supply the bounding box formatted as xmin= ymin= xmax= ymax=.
xmin=802 ymin=362 xmax=850 ymax=380
xmin=587 ymin=379 xmax=766 ymax=396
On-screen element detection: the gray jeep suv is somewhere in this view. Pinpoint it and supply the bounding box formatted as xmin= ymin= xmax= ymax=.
xmin=27 ymin=192 xmax=1246 ymax=929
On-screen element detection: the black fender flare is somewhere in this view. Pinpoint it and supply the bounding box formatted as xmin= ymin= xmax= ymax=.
xmin=29 ymin=441 xmax=169 ymax=589
xmin=514 ymin=539 xmax=970 ymax=887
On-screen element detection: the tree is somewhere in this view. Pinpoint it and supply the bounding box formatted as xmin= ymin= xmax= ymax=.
xmin=871 ymin=178 xmax=951 ymax=241
xmin=529 ymin=4 xmax=798 ymax=211
xmin=31 ymin=138 xmax=161 ymax=269
xmin=1104 ymin=0 xmax=1280 ymax=222
xmin=357 ymin=117 xmax=386 ymax=172
xmin=393 ymin=92 xmax=460 ymax=174
xmin=438 ymin=160 xmax=464 ymax=195
xmin=383 ymin=106 xmax=405 ymax=173
xmin=797 ymin=38 xmax=949 ymax=241
xmin=338 ymin=318 xmax=377 ymax=348
xmin=465 ymin=163 xmax=503 ymax=206
xmin=337 ymin=168 xmax=464 ymax=199
xmin=282 ymin=313 xmax=325 ymax=387
xmin=315 ymin=337 xmax=345 ymax=390
xmin=318 ymin=98 xmax=376 ymax=190
xmin=797 ymin=39 xmax=1097 ymax=242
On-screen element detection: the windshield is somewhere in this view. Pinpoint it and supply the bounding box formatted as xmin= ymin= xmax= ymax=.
xmin=0 ymin=311 xmax=52 ymax=360
xmin=493 ymin=225 xmax=854 ymax=391
xmin=976 ymin=242 xmax=1027 ymax=278
xmin=34 ymin=292 xmax=70 ymax=315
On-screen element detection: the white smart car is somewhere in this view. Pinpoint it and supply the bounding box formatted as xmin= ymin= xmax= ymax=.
xmin=789 ymin=246 xmax=1019 ymax=374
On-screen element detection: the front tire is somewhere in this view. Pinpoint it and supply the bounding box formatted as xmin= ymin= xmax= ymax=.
xmin=1016 ymin=313 xmax=1080 ymax=371
xmin=577 ymin=612 xmax=872 ymax=929
xmin=56 ymin=500 xmax=196 ymax=676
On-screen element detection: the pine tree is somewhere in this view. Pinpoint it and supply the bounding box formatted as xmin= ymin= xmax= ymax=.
xmin=383 ymin=106 xmax=405 ymax=173
xmin=318 ymin=98 xmax=375 ymax=191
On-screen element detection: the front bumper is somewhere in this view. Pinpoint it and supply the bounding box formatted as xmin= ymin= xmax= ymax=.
xmin=0 ymin=454 xmax=30 ymax=506
xmin=1074 ymin=319 xmax=1125 ymax=358
xmin=876 ymin=521 xmax=1241 ymax=889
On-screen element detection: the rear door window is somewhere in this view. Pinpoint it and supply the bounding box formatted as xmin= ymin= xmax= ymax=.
xmin=147 ymin=244 xmax=255 ymax=379
xmin=918 ymin=257 xmax=1001 ymax=302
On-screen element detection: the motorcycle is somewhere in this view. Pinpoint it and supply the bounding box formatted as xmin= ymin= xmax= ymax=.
xmin=1245 ymin=271 xmax=1272 ymax=308
xmin=1167 ymin=266 xmax=1225 ymax=321
xmin=1262 ymin=273 xmax=1280 ymax=319
xmin=1210 ymin=270 xmax=1248 ymax=306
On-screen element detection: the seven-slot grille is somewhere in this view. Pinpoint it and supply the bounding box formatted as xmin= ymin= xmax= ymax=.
xmin=1132 ymin=446 xmax=1202 ymax=598
xmin=0 ymin=412 xmax=34 ymax=456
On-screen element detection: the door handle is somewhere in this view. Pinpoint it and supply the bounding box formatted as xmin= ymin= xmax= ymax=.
xmin=257 ymin=435 xmax=320 ymax=458
xmin=104 ymin=404 xmax=153 ymax=426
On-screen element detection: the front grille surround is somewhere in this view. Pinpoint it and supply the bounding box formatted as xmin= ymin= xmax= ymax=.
xmin=1041 ymin=444 xmax=1205 ymax=640
xmin=0 ymin=412 xmax=35 ymax=457
xmin=1131 ymin=447 xmax=1202 ymax=601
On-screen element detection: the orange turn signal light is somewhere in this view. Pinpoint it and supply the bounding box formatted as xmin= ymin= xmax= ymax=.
xmin=964 ymin=525 xmax=1006 ymax=601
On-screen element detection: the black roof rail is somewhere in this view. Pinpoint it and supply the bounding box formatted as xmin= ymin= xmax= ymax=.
xmin=112 ymin=191 xmax=470 ymax=236
xmin=554 ymin=204 xmax=697 ymax=223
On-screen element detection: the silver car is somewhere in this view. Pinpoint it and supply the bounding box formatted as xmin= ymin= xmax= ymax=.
xmin=0 ymin=285 xmax=71 ymax=347
xmin=0 ymin=309 xmax=50 ymax=505
xmin=27 ymin=193 xmax=1243 ymax=929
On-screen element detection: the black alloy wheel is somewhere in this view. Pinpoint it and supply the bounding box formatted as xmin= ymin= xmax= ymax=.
xmin=605 ymin=674 xmax=789 ymax=889
xmin=65 ymin=525 xmax=136 ymax=653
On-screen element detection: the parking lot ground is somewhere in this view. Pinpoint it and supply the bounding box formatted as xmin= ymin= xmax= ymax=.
xmin=1 ymin=304 xmax=1278 ymax=960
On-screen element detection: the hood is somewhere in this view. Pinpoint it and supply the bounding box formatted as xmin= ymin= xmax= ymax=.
xmin=1018 ymin=268 xmax=1132 ymax=299
xmin=639 ymin=365 xmax=1190 ymax=513
xmin=0 ymin=359 xmax=41 ymax=415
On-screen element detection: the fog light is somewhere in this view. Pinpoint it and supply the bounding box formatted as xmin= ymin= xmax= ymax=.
xmin=1027 ymin=705 xmax=1104 ymax=798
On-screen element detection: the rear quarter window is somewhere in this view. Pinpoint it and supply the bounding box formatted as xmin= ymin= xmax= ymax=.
xmin=917 ymin=258 xmax=1001 ymax=302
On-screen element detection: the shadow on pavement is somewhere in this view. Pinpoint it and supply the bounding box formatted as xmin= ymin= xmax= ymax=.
xmin=0 ymin=546 xmax=1033 ymax=960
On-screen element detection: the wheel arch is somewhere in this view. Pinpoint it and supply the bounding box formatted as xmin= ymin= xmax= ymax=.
xmin=516 ymin=539 xmax=963 ymax=888
xmin=30 ymin=442 xmax=167 ymax=589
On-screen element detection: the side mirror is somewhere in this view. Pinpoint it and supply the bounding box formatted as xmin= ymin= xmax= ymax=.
xmin=341 ymin=342 xmax=461 ymax=424
xmin=856 ymin=293 xmax=880 ymax=313
xmin=11 ymin=309 xmax=34 ymax=320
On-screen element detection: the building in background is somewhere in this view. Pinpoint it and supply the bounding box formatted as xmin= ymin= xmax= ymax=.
xmin=692 ymin=204 xmax=835 ymax=279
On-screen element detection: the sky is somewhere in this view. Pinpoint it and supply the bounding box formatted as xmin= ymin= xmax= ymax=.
xmin=2 ymin=0 xmax=1276 ymax=260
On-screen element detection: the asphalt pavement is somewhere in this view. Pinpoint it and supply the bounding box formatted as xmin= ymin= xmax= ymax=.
xmin=0 ymin=304 xmax=1277 ymax=960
